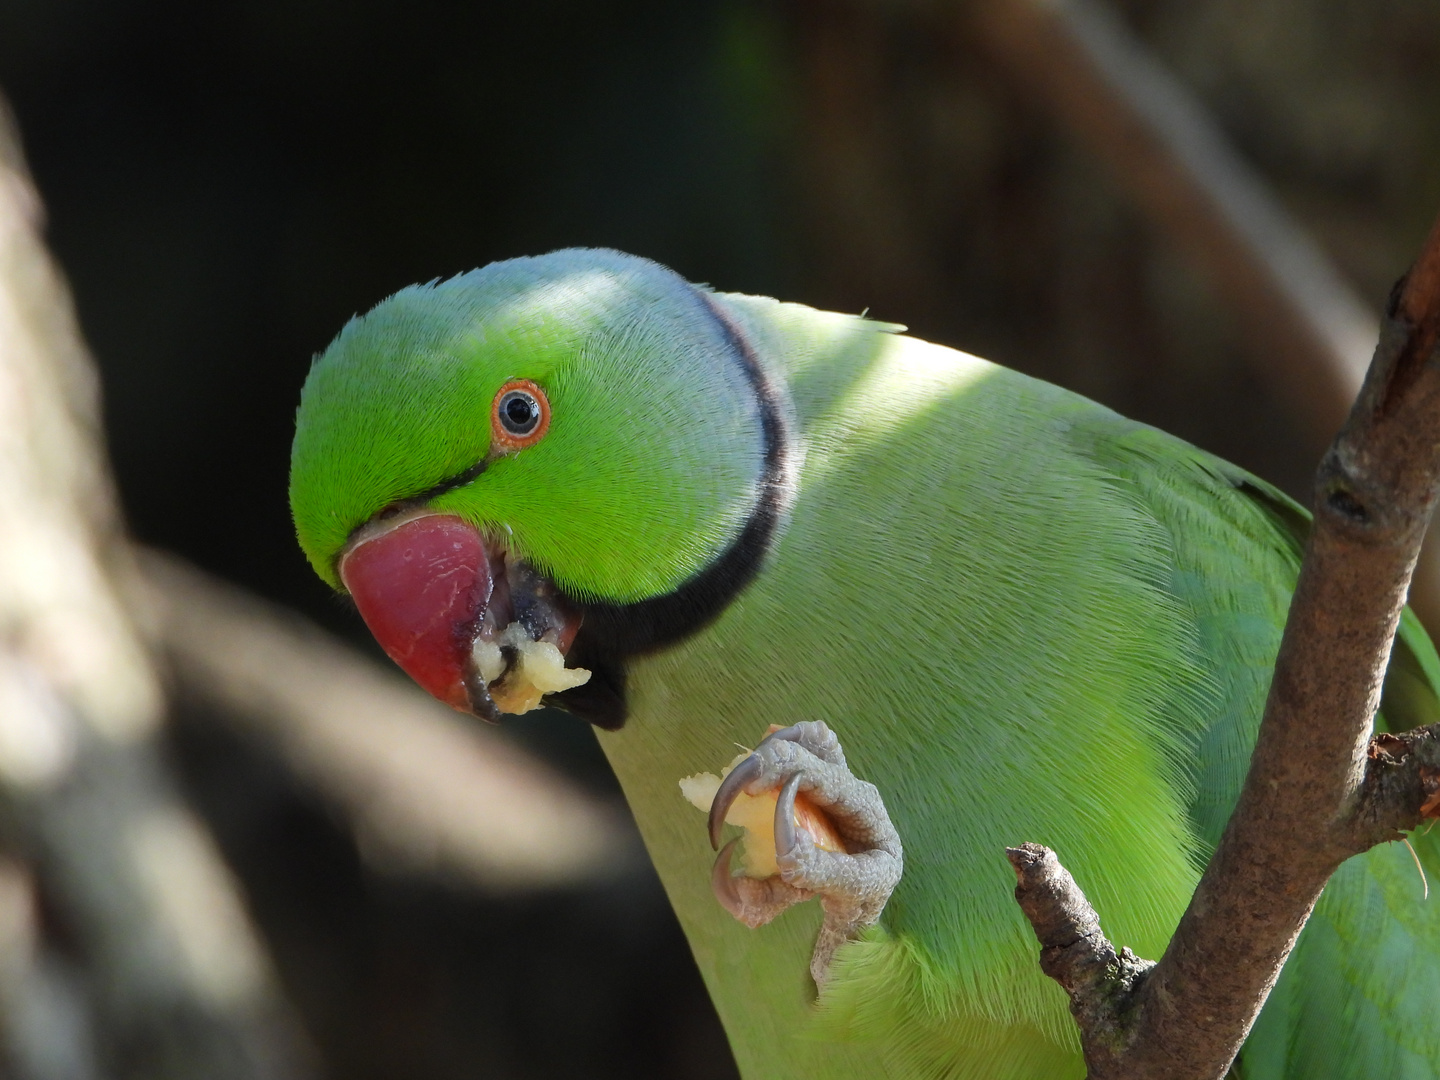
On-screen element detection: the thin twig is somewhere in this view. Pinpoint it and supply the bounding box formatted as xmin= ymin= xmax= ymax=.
xmin=1006 ymin=844 xmax=1151 ymax=1059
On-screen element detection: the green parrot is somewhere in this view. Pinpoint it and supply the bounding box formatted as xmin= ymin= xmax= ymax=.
xmin=288 ymin=248 xmax=1440 ymax=1079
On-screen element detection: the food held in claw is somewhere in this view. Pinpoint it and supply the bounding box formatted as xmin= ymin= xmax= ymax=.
xmin=681 ymin=745 xmax=845 ymax=878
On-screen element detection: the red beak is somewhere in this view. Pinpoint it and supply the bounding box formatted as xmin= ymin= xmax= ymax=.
xmin=340 ymin=514 xmax=493 ymax=713
xmin=339 ymin=511 xmax=585 ymax=721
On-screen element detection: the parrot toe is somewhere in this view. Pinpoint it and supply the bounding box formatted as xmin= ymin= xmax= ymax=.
xmin=710 ymin=838 xmax=813 ymax=927
xmin=708 ymin=721 xmax=904 ymax=988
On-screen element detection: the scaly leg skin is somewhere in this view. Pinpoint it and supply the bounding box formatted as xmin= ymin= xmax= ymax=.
xmin=708 ymin=721 xmax=904 ymax=989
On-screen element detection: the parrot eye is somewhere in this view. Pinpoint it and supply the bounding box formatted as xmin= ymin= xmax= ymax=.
xmin=490 ymin=379 xmax=551 ymax=452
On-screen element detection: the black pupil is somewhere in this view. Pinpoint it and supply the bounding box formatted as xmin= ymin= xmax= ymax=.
xmin=500 ymin=392 xmax=538 ymax=434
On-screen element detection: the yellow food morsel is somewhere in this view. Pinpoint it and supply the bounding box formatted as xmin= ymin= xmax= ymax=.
xmin=680 ymin=753 xmax=845 ymax=879
xmin=485 ymin=625 xmax=592 ymax=714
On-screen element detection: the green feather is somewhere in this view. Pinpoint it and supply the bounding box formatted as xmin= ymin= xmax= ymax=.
xmin=290 ymin=250 xmax=1440 ymax=1079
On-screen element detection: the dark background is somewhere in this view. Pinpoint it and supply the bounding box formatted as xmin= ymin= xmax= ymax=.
xmin=2 ymin=0 xmax=1439 ymax=1075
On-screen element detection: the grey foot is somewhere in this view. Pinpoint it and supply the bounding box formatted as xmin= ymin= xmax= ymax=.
xmin=708 ymin=721 xmax=904 ymax=988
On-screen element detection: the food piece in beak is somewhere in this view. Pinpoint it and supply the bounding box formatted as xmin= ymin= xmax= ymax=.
xmin=340 ymin=514 xmax=492 ymax=713
xmin=340 ymin=510 xmax=589 ymax=721
xmin=474 ymin=624 xmax=591 ymax=714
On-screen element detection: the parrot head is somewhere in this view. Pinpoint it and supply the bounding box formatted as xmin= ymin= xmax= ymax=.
xmin=289 ymin=249 xmax=791 ymax=728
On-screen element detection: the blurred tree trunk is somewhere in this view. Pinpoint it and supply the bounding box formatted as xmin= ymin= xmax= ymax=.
xmin=0 ymin=96 xmax=310 ymax=1080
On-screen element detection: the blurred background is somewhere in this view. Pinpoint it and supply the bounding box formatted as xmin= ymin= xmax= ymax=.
xmin=0 ymin=0 xmax=1438 ymax=1076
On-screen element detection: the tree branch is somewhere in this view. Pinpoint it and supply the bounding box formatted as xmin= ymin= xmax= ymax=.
xmin=1006 ymin=844 xmax=1151 ymax=1062
xmin=1008 ymin=210 xmax=1440 ymax=1079
xmin=0 ymin=93 xmax=308 ymax=1079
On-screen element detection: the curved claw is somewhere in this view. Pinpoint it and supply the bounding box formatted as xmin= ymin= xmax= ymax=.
xmin=774 ymin=771 xmax=802 ymax=857
xmin=709 ymin=753 xmax=763 ymax=849
xmin=710 ymin=838 xmax=745 ymax=919
xmin=764 ymin=723 xmax=805 ymax=745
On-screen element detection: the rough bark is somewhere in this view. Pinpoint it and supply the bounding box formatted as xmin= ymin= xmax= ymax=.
xmin=1006 ymin=844 xmax=1153 ymax=1059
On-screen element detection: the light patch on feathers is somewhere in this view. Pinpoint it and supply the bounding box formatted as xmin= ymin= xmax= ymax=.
xmin=713 ymin=292 xmax=904 ymax=385
xmin=802 ymin=333 xmax=993 ymax=489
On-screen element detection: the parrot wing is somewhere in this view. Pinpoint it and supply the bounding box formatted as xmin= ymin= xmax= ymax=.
xmin=1074 ymin=414 xmax=1440 ymax=1079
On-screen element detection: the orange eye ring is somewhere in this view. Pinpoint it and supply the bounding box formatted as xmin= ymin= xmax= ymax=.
xmin=490 ymin=379 xmax=551 ymax=452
